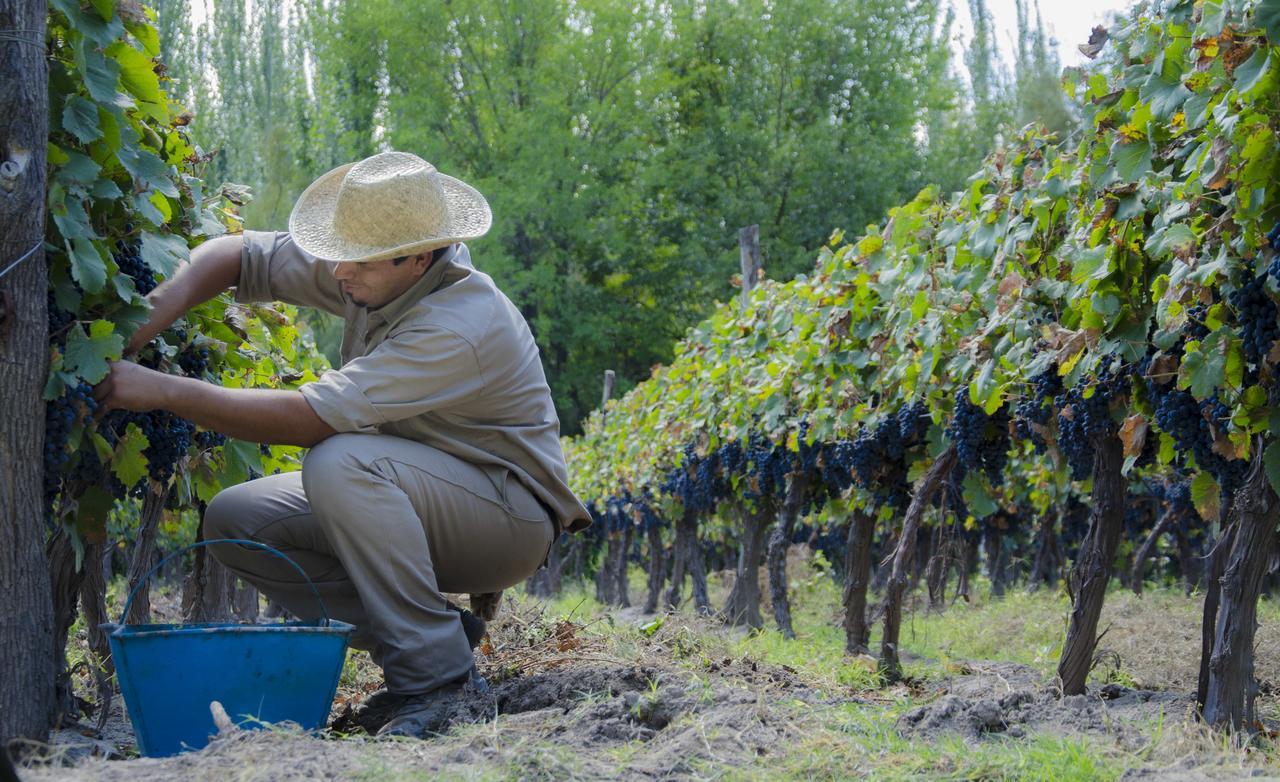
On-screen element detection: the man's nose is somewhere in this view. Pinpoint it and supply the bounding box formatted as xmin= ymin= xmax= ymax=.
xmin=332 ymin=261 xmax=356 ymax=280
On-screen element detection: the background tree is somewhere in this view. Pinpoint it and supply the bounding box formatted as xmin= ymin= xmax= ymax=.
xmin=0 ymin=0 xmax=55 ymax=749
xmin=151 ymin=0 xmax=1066 ymax=432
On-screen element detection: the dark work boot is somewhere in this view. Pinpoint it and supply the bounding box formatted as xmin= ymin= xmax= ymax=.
xmin=375 ymin=665 xmax=489 ymax=738
xmin=446 ymin=600 xmax=487 ymax=649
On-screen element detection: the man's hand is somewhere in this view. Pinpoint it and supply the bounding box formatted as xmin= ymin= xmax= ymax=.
xmin=93 ymin=360 xmax=175 ymax=412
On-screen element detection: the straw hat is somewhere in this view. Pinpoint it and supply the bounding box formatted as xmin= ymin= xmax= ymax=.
xmin=288 ymin=151 xmax=491 ymax=263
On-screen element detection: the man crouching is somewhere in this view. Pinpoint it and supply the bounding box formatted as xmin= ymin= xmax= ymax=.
xmin=94 ymin=151 xmax=591 ymax=736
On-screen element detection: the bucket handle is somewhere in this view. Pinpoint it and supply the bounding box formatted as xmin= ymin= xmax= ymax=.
xmin=118 ymin=538 xmax=332 ymax=626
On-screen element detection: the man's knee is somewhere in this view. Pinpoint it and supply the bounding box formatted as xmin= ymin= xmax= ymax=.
xmin=301 ymin=433 xmax=371 ymax=507
xmin=205 ymin=482 xmax=255 ymax=541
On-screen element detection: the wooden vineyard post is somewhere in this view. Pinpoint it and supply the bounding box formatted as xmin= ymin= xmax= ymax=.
xmin=739 ymin=224 xmax=762 ymax=306
xmin=0 ymin=0 xmax=55 ymax=748
xmin=601 ymin=369 xmax=616 ymax=422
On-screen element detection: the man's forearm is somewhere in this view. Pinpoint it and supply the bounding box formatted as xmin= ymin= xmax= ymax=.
xmin=158 ymin=375 xmax=337 ymax=447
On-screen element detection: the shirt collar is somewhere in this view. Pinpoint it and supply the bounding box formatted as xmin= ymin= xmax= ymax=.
xmin=368 ymin=243 xmax=461 ymax=325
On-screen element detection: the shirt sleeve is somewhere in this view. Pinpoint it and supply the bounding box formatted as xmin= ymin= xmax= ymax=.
xmin=235 ymin=230 xmax=347 ymax=316
xmin=298 ymin=326 xmax=486 ymax=433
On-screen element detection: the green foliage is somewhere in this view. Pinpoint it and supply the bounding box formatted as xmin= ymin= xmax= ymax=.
xmin=148 ymin=0 xmax=1066 ymax=433
xmin=44 ymin=0 xmax=329 ymax=543
xmin=568 ymin=0 xmax=1280 ymax=541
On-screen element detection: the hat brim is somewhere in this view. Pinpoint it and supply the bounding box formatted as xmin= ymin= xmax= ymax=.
xmin=287 ymin=162 xmax=492 ymax=263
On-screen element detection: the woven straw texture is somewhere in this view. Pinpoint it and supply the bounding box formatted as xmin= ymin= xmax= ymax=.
xmin=289 ymin=152 xmax=491 ymax=263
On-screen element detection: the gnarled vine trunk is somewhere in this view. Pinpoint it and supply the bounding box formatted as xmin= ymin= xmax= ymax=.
xmin=611 ymin=523 xmax=634 ymax=608
xmin=1130 ymin=509 xmax=1173 ymax=596
xmin=1197 ymin=522 xmax=1236 ymax=712
xmin=642 ymin=525 xmax=665 ymax=614
xmin=880 ymin=447 xmax=957 ymax=681
xmin=925 ymin=523 xmax=949 ymax=610
xmin=721 ymin=503 xmax=772 ymax=628
xmin=181 ymin=509 xmax=236 ymax=622
xmin=984 ymin=523 xmax=1007 ymax=598
xmin=843 ymin=508 xmax=876 ymax=654
xmin=1057 ymin=433 xmax=1125 ymax=696
xmin=955 ymin=534 xmax=979 ymax=603
xmin=1202 ymin=444 xmax=1280 ymax=731
xmin=767 ymin=474 xmax=809 ymax=638
xmin=124 ymin=489 xmax=171 ymax=625
xmin=46 ymin=529 xmax=88 ymax=728
xmin=665 ymin=507 xmax=710 ymax=614
xmin=0 ymin=0 xmax=53 ymax=748
xmin=1028 ymin=510 xmax=1062 ymax=590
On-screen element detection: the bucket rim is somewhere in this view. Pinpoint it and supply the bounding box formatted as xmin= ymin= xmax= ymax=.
xmin=100 ymin=619 xmax=355 ymax=638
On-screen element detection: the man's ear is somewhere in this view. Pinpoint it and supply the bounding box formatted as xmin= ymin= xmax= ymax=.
xmin=411 ymin=251 xmax=433 ymax=277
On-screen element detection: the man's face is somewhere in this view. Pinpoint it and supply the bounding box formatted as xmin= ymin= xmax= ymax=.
xmin=329 ymin=252 xmax=431 ymax=309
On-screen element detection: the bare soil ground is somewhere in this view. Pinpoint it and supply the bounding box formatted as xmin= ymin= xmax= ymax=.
xmin=16 ymin=564 xmax=1280 ymax=781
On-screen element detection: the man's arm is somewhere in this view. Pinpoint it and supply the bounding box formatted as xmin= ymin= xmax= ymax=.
xmin=126 ymin=234 xmax=244 ymax=354
xmin=95 ymin=360 xmax=337 ymax=447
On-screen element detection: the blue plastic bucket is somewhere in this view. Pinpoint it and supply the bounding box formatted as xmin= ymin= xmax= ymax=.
xmin=102 ymin=539 xmax=354 ymax=757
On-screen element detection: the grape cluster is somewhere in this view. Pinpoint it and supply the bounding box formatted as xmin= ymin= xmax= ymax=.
xmin=945 ymin=390 xmax=1010 ymax=484
xmin=47 ymin=291 xmax=75 ymax=339
xmin=660 ymin=443 xmax=725 ymax=514
xmin=633 ymin=490 xmax=664 ymax=530
xmin=195 ymin=430 xmax=227 ymax=450
xmin=98 ymin=408 xmax=196 ymax=487
xmin=1265 ymin=222 xmax=1280 ymax=282
xmin=1229 ymin=267 xmax=1280 ymax=364
xmin=178 ymin=345 xmax=211 ymax=377
xmin=1185 ymin=303 xmax=1209 ymax=341
xmin=1055 ymin=380 xmax=1118 ymax=481
xmin=115 ymin=239 xmax=157 ymax=295
xmin=1014 ymin=370 xmax=1061 ymax=454
xmin=43 ymin=381 xmax=97 ymax=519
xmin=1146 ymin=359 xmax=1247 ymax=496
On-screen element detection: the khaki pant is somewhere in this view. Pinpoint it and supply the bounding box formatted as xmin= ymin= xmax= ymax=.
xmin=205 ymin=433 xmax=554 ymax=694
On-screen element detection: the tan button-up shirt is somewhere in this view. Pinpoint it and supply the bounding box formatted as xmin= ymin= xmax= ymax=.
xmin=237 ymin=230 xmax=591 ymax=534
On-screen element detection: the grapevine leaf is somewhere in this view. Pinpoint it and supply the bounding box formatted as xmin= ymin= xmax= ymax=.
xmin=1141 ymin=63 xmax=1191 ymax=119
xmin=66 ymin=236 xmax=108 ymax=293
xmin=132 ymin=192 xmax=166 ymax=227
xmin=961 ymin=472 xmax=996 ymax=518
xmin=76 ymin=42 xmax=131 ymax=108
xmin=90 ymin=178 xmax=122 ymax=199
xmin=139 ymin=231 xmax=189 ymax=278
xmin=1260 ymin=0 xmax=1280 ymax=44
xmin=52 ymin=198 xmax=98 ymax=241
xmin=117 ymin=143 xmax=179 ymax=198
xmin=61 ymin=95 xmax=102 ymax=144
xmin=105 ymin=41 xmax=166 ymax=121
xmin=1119 ymin=414 xmax=1148 ymax=457
xmin=1265 ymin=441 xmax=1280 ymax=498
xmin=1112 ymin=139 xmax=1153 ymax=181
xmin=111 ymin=423 xmax=150 ymax=489
xmin=220 ymin=439 xmax=262 ymax=487
xmin=63 ymin=320 xmax=123 ymax=383
xmin=51 ymin=0 xmax=124 ymax=47
xmin=1233 ymin=48 xmax=1271 ymax=95
xmin=55 ymin=152 xmax=102 ymax=186
xmin=123 ymin=15 xmax=162 ymax=57
xmin=74 ymin=486 xmax=115 ymax=545
xmin=89 ymin=0 xmax=112 ymax=21
xmin=1190 ymin=472 xmax=1221 ymax=523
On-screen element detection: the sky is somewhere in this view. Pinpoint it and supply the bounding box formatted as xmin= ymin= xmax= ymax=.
xmin=952 ymin=0 xmax=1133 ymax=68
